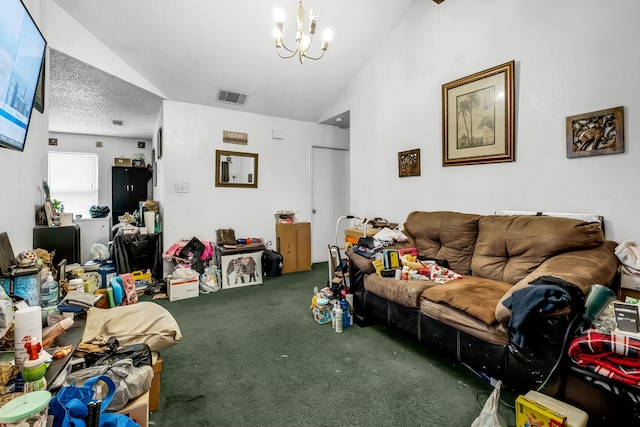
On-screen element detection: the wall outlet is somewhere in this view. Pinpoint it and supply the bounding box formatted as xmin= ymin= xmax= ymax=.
xmin=175 ymin=183 xmax=190 ymax=193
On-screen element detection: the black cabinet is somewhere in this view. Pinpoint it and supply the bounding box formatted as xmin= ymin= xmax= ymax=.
xmin=33 ymin=225 xmax=81 ymax=265
xmin=111 ymin=167 xmax=148 ymax=221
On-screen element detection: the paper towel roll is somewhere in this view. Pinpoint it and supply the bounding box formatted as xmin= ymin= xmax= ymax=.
xmin=144 ymin=211 xmax=156 ymax=233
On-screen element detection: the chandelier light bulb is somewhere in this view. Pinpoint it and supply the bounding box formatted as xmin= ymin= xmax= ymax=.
xmin=273 ymin=8 xmax=285 ymax=23
xmin=273 ymin=0 xmax=332 ymax=63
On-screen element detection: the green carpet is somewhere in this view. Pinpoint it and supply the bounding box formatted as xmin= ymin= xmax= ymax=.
xmin=147 ymin=263 xmax=517 ymax=426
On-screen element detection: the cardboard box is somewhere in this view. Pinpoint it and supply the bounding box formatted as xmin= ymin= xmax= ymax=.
xmin=149 ymin=352 xmax=162 ymax=412
xmin=168 ymin=276 xmax=199 ymax=301
xmin=118 ymin=390 xmax=149 ymax=427
xmin=516 ymin=395 xmax=566 ymax=427
xmin=621 ymin=272 xmax=640 ymax=291
xmin=114 ymin=157 xmax=132 ymax=167
xmin=276 ymin=223 xmax=311 ymax=274
xmin=345 ymin=227 xmax=380 ymax=239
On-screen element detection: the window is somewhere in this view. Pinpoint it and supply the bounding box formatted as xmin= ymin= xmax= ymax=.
xmin=48 ymin=152 xmax=99 ymax=218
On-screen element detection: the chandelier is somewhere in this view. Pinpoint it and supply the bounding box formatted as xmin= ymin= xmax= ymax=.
xmin=273 ymin=0 xmax=333 ymax=64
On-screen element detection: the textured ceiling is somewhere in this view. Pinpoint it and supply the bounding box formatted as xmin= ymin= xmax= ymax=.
xmin=49 ymin=49 xmax=164 ymax=139
xmin=49 ymin=0 xmax=422 ymax=138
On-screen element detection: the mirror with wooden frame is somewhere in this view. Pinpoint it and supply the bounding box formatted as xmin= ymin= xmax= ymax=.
xmin=215 ymin=150 xmax=258 ymax=188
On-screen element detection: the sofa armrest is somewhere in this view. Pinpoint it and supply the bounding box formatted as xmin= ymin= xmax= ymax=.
xmin=346 ymin=248 xmax=376 ymax=274
xmin=496 ymin=240 xmax=619 ymax=324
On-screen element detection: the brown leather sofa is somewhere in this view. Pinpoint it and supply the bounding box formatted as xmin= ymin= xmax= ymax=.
xmin=348 ymin=211 xmax=619 ymax=393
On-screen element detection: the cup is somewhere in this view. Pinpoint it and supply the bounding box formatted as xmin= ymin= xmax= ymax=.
xmin=583 ymin=284 xmax=617 ymax=324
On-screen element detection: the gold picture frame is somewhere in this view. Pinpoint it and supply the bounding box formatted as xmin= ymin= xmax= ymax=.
xmin=398 ymin=149 xmax=421 ymax=177
xmin=566 ymin=106 xmax=624 ymax=158
xmin=215 ymin=150 xmax=259 ymax=188
xmin=442 ymin=61 xmax=515 ymax=166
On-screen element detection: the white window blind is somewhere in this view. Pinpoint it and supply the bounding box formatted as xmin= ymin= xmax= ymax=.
xmin=48 ymin=152 xmax=99 ymax=218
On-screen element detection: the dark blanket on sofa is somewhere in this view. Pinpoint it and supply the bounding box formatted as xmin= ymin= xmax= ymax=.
xmin=501 ymin=284 xmax=571 ymax=348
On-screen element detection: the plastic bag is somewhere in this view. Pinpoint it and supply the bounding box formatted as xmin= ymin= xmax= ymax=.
xmin=199 ymin=265 xmax=220 ymax=293
xmin=91 ymin=243 xmax=110 ymax=260
xmin=65 ymin=359 xmax=153 ymax=411
xmin=471 ymin=380 xmax=507 ymax=427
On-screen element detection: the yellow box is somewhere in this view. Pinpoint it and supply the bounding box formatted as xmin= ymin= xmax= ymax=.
xmin=131 ymin=270 xmax=152 ymax=292
xmin=114 ymin=157 xmax=132 ymax=167
xmin=516 ymin=395 xmax=566 ymax=427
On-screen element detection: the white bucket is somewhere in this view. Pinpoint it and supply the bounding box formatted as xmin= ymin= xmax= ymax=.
xmin=60 ymin=212 xmax=73 ymax=226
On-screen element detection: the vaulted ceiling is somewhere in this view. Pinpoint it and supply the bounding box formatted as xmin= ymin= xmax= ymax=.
xmin=48 ymin=0 xmax=427 ymax=139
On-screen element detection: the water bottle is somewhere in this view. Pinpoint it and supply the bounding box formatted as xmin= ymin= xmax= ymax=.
xmin=41 ymin=272 xmax=58 ymax=308
xmin=335 ymin=301 xmax=343 ymax=333
xmin=341 ymin=300 xmax=351 ymax=329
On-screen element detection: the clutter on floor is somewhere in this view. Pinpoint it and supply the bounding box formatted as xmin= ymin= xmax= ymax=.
xmin=0 ymin=231 xmax=182 ymax=427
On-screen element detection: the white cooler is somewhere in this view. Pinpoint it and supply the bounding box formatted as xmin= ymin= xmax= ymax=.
xmin=524 ymin=390 xmax=588 ymax=427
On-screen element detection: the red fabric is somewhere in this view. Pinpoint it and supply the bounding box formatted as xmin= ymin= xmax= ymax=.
xmin=568 ymin=330 xmax=640 ymax=386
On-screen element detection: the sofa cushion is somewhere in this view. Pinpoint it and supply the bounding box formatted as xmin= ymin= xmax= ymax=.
xmin=472 ymin=215 xmax=604 ymax=285
xmin=421 ymin=276 xmax=513 ymax=324
xmin=402 ymin=211 xmax=481 ymax=275
xmin=495 ymin=240 xmax=619 ymax=323
xmin=420 ymin=299 xmax=510 ymax=346
xmin=364 ymin=274 xmax=438 ymax=308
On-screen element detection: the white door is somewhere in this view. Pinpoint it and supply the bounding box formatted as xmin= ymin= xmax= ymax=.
xmin=311 ymin=146 xmax=349 ymax=264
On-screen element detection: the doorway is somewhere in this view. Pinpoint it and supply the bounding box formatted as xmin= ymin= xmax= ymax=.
xmin=311 ymin=146 xmax=350 ymax=264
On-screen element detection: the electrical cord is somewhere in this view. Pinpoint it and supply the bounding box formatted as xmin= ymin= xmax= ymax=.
xmin=535 ymin=313 xmax=584 ymax=392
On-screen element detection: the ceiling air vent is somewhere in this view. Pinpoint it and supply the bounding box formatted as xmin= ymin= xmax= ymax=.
xmin=111 ymin=119 xmax=125 ymax=126
xmin=217 ymin=90 xmax=248 ymax=106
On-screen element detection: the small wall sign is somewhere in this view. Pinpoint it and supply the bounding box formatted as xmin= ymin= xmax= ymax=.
xmin=223 ymin=130 xmax=248 ymax=145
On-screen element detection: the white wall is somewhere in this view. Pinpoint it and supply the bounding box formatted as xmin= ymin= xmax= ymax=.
xmin=47 ymin=132 xmax=153 ymax=215
xmin=0 ymin=0 xmax=48 ymax=253
xmin=344 ymin=0 xmax=640 ymax=243
xmin=159 ymin=100 xmax=348 ymax=262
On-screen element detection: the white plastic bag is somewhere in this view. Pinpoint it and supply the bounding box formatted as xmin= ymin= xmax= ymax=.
xmin=471 ymin=380 xmax=507 ymax=427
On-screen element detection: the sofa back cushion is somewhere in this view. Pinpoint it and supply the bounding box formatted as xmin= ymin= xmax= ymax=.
xmin=403 ymin=211 xmax=481 ymax=275
xmin=472 ymin=215 xmax=605 ymax=284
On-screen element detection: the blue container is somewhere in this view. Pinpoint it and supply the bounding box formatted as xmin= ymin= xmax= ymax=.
xmin=98 ymin=261 xmax=117 ymax=289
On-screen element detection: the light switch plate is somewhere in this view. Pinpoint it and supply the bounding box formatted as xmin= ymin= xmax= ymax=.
xmin=175 ymin=183 xmax=190 ymax=193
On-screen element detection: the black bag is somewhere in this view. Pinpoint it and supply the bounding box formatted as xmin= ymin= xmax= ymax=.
xmin=262 ymin=249 xmax=283 ymax=277
xmin=89 ymin=205 xmax=111 ymax=218
xmin=84 ymin=337 xmax=153 ymax=368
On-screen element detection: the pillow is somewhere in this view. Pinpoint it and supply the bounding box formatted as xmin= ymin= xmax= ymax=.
xmin=81 ymin=302 xmax=182 ymax=351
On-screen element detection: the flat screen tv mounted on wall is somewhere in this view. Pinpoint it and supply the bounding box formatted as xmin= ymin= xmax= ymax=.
xmin=0 ymin=0 xmax=47 ymax=152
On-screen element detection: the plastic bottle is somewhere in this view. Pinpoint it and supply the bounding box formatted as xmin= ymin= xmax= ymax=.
xmin=14 ymin=306 xmax=42 ymax=370
xmin=22 ymin=338 xmax=47 ymax=392
xmin=341 ymin=300 xmax=350 ymax=329
xmin=335 ymin=301 xmax=343 ymax=333
xmin=41 ymin=272 xmax=59 ymax=308
xmin=41 ymin=317 xmax=74 ymax=348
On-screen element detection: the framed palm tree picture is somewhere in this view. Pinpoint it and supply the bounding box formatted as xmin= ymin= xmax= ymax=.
xmin=442 ymin=61 xmax=515 ymax=166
